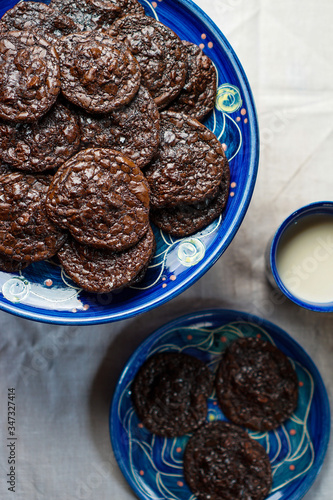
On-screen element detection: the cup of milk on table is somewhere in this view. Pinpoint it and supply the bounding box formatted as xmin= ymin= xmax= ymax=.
xmin=267 ymin=201 xmax=333 ymax=312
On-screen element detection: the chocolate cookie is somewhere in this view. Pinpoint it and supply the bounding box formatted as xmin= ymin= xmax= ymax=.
xmin=151 ymin=162 xmax=230 ymax=237
xmin=184 ymin=421 xmax=272 ymax=500
xmin=109 ymin=15 xmax=187 ymax=109
xmin=216 ymin=337 xmax=299 ymax=431
xmin=167 ymin=41 xmax=217 ymax=122
xmin=50 ymin=0 xmax=123 ymax=31
xmin=0 ymin=2 xmax=82 ymax=39
xmin=0 ymin=172 xmax=67 ymax=262
xmin=145 ymin=111 xmax=227 ymax=208
xmin=132 ymin=352 xmax=213 ymax=437
xmin=0 ymin=102 xmax=80 ymax=172
xmin=57 ymin=30 xmax=141 ymax=113
xmin=45 ymin=148 xmax=150 ymax=251
xmin=77 ymin=85 xmax=159 ymax=169
xmin=58 ymin=225 xmax=155 ymax=292
xmin=0 ymin=31 xmax=60 ymax=122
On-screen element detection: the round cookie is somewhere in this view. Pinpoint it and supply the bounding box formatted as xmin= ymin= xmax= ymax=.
xmin=45 ymin=148 xmax=150 ymax=251
xmin=0 ymin=172 xmax=67 ymax=262
xmin=132 ymin=352 xmax=213 ymax=437
xmin=0 ymin=31 xmax=60 ymax=123
xmin=108 ymin=15 xmax=187 ymax=109
xmin=167 ymin=41 xmax=217 ymax=122
xmin=216 ymin=337 xmax=299 ymax=431
xmin=77 ymin=85 xmax=159 ymax=169
xmin=58 ymin=225 xmax=155 ymax=293
xmin=50 ymin=0 xmax=123 ymax=31
xmin=184 ymin=421 xmax=272 ymax=500
xmin=151 ymin=162 xmax=230 ymax=237
xmin=57 ymin=30 xmax=141 ymax=114
xmin=145 ymin=111 xmax=227 ymax=208
xmin=0 ymin=2 xmax=82 ymax=39
xmin=0 ymin=102 xmax=80 ymax=173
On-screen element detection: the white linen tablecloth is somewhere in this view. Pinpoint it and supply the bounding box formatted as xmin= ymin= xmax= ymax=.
xmin=0 ymin=0 xmax=332 ymax=498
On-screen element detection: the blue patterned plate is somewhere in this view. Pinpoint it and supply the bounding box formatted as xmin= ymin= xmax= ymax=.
xmin=110 ymin=309 xmax=330 ymax=500
xmin=0 ymin=0 xmax=259 ymax=324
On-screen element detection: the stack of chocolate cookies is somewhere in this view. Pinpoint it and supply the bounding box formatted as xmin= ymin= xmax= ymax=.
xmin=0 ymin=0 xmax=230 ymax=292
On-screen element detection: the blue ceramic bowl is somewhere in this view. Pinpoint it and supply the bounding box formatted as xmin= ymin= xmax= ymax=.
xmin=270 ymin=201 xmax=333 ymax=312
xmin=0 ymin=0 xmax=259 ymax=324
xmin=110 ymin=309 xmax=330 ymax=500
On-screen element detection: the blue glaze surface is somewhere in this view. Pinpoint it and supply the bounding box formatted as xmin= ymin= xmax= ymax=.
xmin=0 ymin=0 xmax=259 ymax=324
xmin=110 ymin=309 xmax=330 ymax=500
xmin=270 ymin=201 xmax=333 ymax=312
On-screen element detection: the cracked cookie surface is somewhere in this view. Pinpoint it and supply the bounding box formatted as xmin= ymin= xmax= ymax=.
xmin=46 ymin=148 xmax=150 ymax=251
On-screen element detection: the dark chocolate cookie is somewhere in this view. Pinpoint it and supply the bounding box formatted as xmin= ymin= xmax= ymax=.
xmin=145 ymin=111 xmax=227 ymax=208
xmin=57 ymin=30 xmax=141 ymax=113
xmin=0 ymin=31 xmax=60 ymax=123
xmin=151 ymin=161 xmax=230 ymax=237
xmin=0 ymin=172 xmax=67 ymax=262
xmin=77 ymin=85 xmax=159 ymax=169
xmin=216 ymin=337 xmax=299 ymax=431
xmin=0 ymin=2 xmax=82 ymax=39
xmin=45 ymin=148 xmax=150 ymax=251
xmin=58 ymin=225 xmax=155 ymax=292
xmin=167 ymin=41 xmax=217 ymax=122
xmin=184 ymin=421 xmax=272 ymax=500
xmin=50 ymin=0 xmax=123 ymax=31
xmin=0 ymin=102 xmax=80 ymax=172
xmin=132 ymin=352 xmax=213 ymax=437
xmin=108 ymin=15 xmax=187 ymax=109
